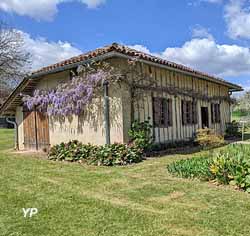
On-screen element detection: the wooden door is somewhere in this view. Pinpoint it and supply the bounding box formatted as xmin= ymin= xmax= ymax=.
xmin=23 ymin=109 xmax=50 ymax=151
xmin=36 ymin=112 xmax=50 ymax=151
xmin=23 ymin=111 xmax=37 ymax=150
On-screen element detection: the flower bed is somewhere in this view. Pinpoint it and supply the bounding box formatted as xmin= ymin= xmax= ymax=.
xmin=48 ymin=140 xmax=143 ymax=166
xmin=167 ymin=144 xmax=250 ymax=192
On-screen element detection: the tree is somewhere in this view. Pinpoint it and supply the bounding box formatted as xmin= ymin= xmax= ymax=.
xmin=238 ymin=91 xmax=250 ymax=114
xmin=0 ymin=22 xmax=30 ymax=104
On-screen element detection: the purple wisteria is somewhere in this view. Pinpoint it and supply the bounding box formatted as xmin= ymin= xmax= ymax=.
xmin=22 ymin=69 xmax=109 ymax=116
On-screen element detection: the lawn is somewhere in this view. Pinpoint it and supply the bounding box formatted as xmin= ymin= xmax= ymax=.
xmin=232 ymin=110 xmax=250 ymax=121
xmin=1 ymin=129 xmax=250 ymax=236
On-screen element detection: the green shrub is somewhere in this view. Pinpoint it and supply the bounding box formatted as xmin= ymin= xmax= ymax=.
xmin=167 ymin=155 xmax=213 ymax=180
xmin=128 ymin=120 xmax=153 ymax=151
xmin=167 ymin=144 xmax=250 ymax=192
xmin=210 ymin=145 xmax=250 ymax=191
xmin=195 ymin=128 xmax=224 ymax=148
xmin=225 ymin=121 xmax=241 ymax=138
xmin=87 ymin=143 xmax=143 ymax=166
xmin=48 ymin=141 xmax=143 ymax=166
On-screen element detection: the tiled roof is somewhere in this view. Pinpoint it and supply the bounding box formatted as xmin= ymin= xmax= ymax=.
xmin=32 ymin=43 xmax=241 ymax=90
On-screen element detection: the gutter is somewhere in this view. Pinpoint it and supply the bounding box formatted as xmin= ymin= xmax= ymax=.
xmin=6 ymin=117 xmax=19 ymax=150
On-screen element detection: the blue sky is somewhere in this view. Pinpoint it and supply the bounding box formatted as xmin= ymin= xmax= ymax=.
xmin=1 ymin=0 xmax=250 ymax=90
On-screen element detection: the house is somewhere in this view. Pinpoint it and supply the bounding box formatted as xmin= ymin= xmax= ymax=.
xmin=0 ymin=43 xmax=242 ymax=151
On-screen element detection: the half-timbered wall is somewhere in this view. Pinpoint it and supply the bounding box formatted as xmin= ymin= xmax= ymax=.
xmin=119 ymin=59 xmax=231 ymax=143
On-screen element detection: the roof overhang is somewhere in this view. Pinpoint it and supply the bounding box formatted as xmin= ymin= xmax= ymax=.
xmin=0 ymin=50 xmax=243 ymax=116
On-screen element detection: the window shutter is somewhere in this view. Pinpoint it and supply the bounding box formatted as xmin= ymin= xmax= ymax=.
xmin=168 ymin=99 xmax=173 ymax=126
xmin=192 ymin=101 xmax=198 ymax=124
xmin=162 ymin=98 xmax=169 ymax=127
xmin=153 ymin=97 xmax=161 ymax=127
xmin=218 ymin=104 xmax=221 ymax=123
xmin=182 ymin=101 xmax=187 ymax=125
xmin=189 ymin=101 xmax=193 ymax=125
xmin=211 ymin=104 xmax=215 ymax=123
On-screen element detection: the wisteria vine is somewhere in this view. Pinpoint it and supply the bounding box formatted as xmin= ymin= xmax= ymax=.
xmin=22 ymin=67 xmax=110 ymax=116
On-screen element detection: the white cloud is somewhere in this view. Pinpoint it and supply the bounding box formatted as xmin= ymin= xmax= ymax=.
xmin=0 ymin=0 xmax=106 ymax=21
xmin=128 ymin=35 xmax=250 ymax=78
xmin=224 ymin=0 xmax=250 ymax=39
xmin=20 ymin=31 xmax=82 ymax=70
xmin=127 ymin=44 xmax=151 ymax=54
xmin=192 ymin=25 xmax=213 ymax=40
xmin=161 ymin=38 xmax=250 ymax=77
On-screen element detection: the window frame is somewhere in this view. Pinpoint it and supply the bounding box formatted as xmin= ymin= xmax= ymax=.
xmin=182 ymin=100 xmax=198 ymax=126
xmin=211 ymin=103 xmax=221 ymax=124
xmin=153 ymin=97 xmax=173 ymax=128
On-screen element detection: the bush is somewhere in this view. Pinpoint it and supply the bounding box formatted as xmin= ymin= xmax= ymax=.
xmin=48 ymin=141 xmax=143 ymax=166
xmin=210 ymin=145 xmax=250 ymax=191
xmin=167 ymin=155 xmax=213 ymax=180
xmin=128 ymin=120 xmax=153 ymax=151
xmin=87 ymin=143 xmax=143 ymax=166
xmin=167 ymin=144 xmax=250 ymax=192
xmin=195 ymin=128 xmax=224 ymax=148
xmin=225 ymin=121 xmax=241 ymax=138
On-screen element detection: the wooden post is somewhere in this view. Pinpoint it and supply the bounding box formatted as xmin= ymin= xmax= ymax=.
xmin=34 ymin=108 xmax=39 ymax=150
xmin=103 ymin=80 xmax=111 ymax=145
xmin=242 ymin=122 xmax=245 ymax=142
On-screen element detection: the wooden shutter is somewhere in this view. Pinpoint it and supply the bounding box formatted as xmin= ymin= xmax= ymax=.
xmin=215 ymin=104 xmax=221 ymax=123
xmin=168 ymin=99 xmax=173 ymax=127
xmin=182 ymin=100 xmax=187 ymax=125
xmin=153 ymin=97 xmax=161 ymax=127
xmin=192 ymin=100 xmax=198 ymax=124
xmin=188 ymin=101 xmax=192 ymax=125
xmin=218 ymin=104 xmax=221 ymax=123
xmin=163 ymin=98 xmax=168 ymax=127
xmin=211 ymin=104 xmax=215 ymax=123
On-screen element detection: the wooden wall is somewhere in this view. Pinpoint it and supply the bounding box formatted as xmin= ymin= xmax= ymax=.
xmin=120 ymin=60 xmax=231 ymax=144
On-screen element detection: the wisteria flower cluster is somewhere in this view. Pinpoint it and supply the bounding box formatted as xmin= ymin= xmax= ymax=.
xmin=22 ymin=68 xmax=109 ymax=116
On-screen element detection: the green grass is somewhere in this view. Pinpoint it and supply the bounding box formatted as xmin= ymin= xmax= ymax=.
xmin=1 ymin=129 xmax=250 ymax=236
xmin=232 ymin=110 xmax=249 ymax=121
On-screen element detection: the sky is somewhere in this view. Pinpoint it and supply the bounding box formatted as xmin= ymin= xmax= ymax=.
xmin=0 ymin=0 xmax=250 ymax=91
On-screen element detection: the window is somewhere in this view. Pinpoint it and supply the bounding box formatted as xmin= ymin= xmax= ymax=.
xmin=153 ymin=97 xmax=173 ymax=128
xmin=211 ymin=103 xmax=221 ymax=123
xmin=182 ymin=100 xmax=198 ymax=125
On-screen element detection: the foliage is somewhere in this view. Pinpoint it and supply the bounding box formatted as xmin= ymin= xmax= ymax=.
xmin=128 ymin=120 xmax=153 ymax=151
xmin=167 ymin=155 xmax=213 ymax=180
xmin=48 ymin=140 xmax=143 ymax=166
xmin=235 ymin=91 xmax=250 ymax=114
xmin=22 ymin=55 xmax=160 ymax=118
xmin=210 ymin=145 xmax=250 ymax=192
xmin=167 ymin=144 xmax=250 ymax=192
xmin=225 ymin=121 xmax=241 ymax=138
xmin=87 ymin=143 xmax=143 ymax=166
xmin=48 ymin=140 xmax=94 ymax=162
xmin=23 ymin=64 xmax=111 ymax=116
xmin=195 ymin=128 xmax=224 ymax=148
